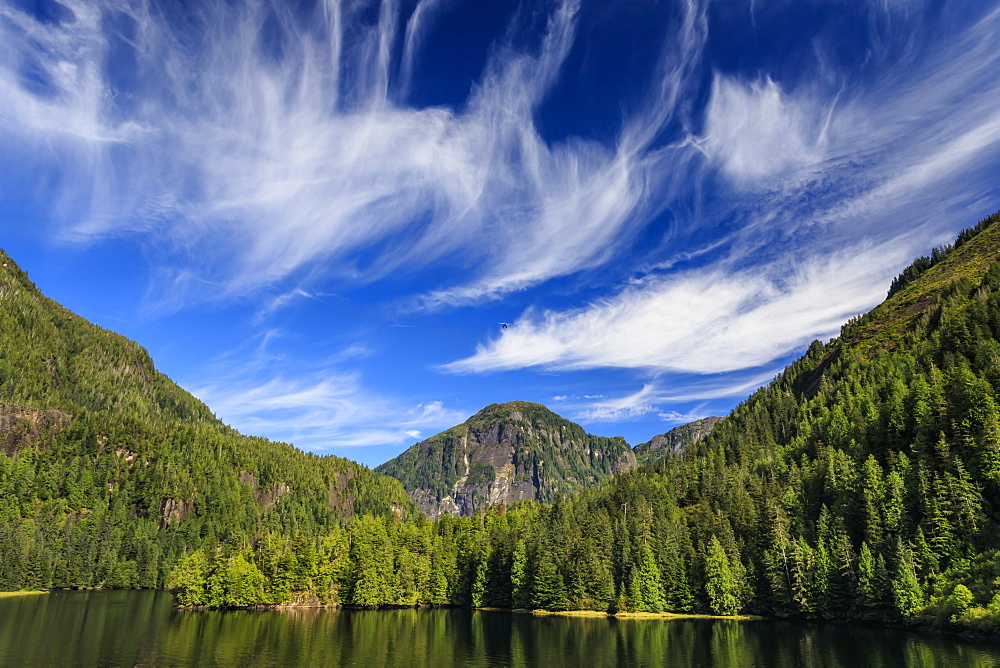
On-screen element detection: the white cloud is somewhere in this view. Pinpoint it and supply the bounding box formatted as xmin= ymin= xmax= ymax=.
xmin=704 ymin=76 xmax=827 ymax=185
xmin=189 ymin=369 xmax=465 ymax=450
xmin=571 ymin=384 xmax=659 ymax=422
xmin=446 ymin=241 xmax=908 ymax=375
xmin=0 ymin=0 xmax=704 ymax=311
xmin=562 ymin=385 xmax=723 ymax=426
xmin=655 ymin=368 xmax=783 ymax=403
xmin=657 ymin=410 xmax=708 ymax=424
xmin=777 ymin=7 xmax=1000 ymax=245
xmin=550 ymin=369 xmax=776 ymax=426
xmin=254 ymin=287 xmax=320 ymax=322
xmin=0 ymin=2 xmax=114 ymax=143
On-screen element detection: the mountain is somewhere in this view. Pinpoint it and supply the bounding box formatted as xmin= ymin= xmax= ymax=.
xmin=519 ymin=209 xmax=1000 ymax=623
xmin=11 ymin=209 xmax=1000 ymax=629
xmin=375 ymin=401 xmax=636 ymax=517
xmin=0 ymin=249 xmax=414 ymax=592
xmin=176 ymin=209 xmax=1000 ymax=631
xmin=633 ymin=416 xmax=725 ymax=465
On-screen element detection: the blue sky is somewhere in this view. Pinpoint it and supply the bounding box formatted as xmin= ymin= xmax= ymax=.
xmin=2 ymin=0 xmax=1000 ymax=468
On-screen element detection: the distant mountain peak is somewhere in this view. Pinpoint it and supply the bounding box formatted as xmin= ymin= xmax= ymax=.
xmin=376 ymin=401 xmax=635 ymax=517
xmin=469 ymin=400 xmax=549 ymax=420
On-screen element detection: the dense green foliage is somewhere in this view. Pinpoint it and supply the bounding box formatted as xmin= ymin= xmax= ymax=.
xmin=9 ymin=212 xmax=1000 ymax=642
xmin=171 ymin=211 xmax=1000 ymax=637
xmin=0 ymin=251 xmax=414 ymax=593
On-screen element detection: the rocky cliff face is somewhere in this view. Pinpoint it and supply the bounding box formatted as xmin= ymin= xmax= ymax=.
xmin=0 ymin=404 xmax=72 ymax=456
xmin=376 ymin=401 xmax=636 ymax=518
xmin=633 ymin=416 xmax=725 ymax=465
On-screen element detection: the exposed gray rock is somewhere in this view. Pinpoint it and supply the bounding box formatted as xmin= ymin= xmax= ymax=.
xmin=0 ymin=403 xmax=71 ymax=456
xmin=633 ymin=416 xmax=725 ymax=465
xmin=377 ymin=401 xmax=636 ymax=518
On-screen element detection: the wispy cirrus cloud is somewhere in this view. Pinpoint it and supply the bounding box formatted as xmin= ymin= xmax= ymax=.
xmin=703 ymin=5 xmax=1000 ymax=247
xmin=445 ymin=242 xmax=907 ymax=375
xmin=702 ymin=75 xmax=829 ymax=186
xmin=656 ymin=410 xmax=710 ymax=425
xmin=444 ymin=3 xmax=1000 ymax=386
xmin=569 ymin=384 xmax=661 ymax=422
xmin=191 ymin=371 xmax=466 ymax=449
xmin=559 ymin=382 xmax=734 ymax=426
xmin=8 ymin=0 xmax=993 ymax=321
xmin=0 ymin=0 xmax=706 ymax=311
xmin=183 ymin=332 xmax=465 ymax=449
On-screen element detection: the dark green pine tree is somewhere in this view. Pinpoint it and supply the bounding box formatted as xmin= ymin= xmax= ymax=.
xmin=703 ymin=536 xmax=741 ymax=615
xmin=509 ymin=539 xmax=530 ymax=609
xmin=890 ymin=539 xmax=922 ymax=619
xmin=628 ymin=542 xmax=666 ymax=612
xmin=530 ymin=541 xmax=568 ymax=611
xmin=346 ymin=516 xmax=393 ymax=607
xmin=661 ymin=547 xmax=694 ymax=612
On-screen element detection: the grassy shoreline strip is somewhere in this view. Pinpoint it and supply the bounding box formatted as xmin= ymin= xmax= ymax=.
xmin=519 ymin=608 xmax=758 ymax=620
xmin=0 ymin=591 xmax=48 ymax=598
xmin=613 ymin=611 xmax=758 ymax=620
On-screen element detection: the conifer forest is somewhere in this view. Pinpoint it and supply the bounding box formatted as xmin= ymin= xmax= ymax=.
xmin=4 ymin=212 xmax=1000 ymax=637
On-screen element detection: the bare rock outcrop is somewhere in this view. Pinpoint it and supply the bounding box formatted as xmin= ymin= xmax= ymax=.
xmin=376 ymin=401 xmax=635 ymax=518
xmin=633 ymin=416 xmax=725 ymax=465
xmin=0 ymin=404 xmax=72 ymax=456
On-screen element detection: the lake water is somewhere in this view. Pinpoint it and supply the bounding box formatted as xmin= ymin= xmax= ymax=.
xmin=1 ymin=590 xmax=999 ymax=666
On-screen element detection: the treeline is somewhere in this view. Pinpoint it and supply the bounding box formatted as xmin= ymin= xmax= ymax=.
xmin=886 ymin=211 xmax=997 ymax=298
xmin=7 ymin=214 xmax=1000 ymax=639
xmin=0 ymin=415 xmax=414 ymax=592
xmin=173 ymin=212 xmax=1000 ymax=636
xmin=0 ymin=250 xmax=414 ymax=592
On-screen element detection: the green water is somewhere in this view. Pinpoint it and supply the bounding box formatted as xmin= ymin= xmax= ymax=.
xmin=1 ymin=590 xmax=999 ymax=666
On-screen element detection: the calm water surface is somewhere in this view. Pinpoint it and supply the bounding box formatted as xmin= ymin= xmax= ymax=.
xmin=1 ymin=590 xmax=999 ymax=666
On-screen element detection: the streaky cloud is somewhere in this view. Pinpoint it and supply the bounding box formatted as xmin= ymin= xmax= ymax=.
xmin=190 ymin=370 xmax=466 ymax=450
xmin=0 ymin=0 xmax=686 ymax=311
xmin=444 ymin=241 xmax=909 ymax=375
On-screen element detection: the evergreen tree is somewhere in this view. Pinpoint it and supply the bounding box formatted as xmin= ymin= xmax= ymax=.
xmin=168 ymin=550 xmax=209 ymax=606
xmin=530 ymin=542 xmax=568 ymax=611
xmin=890 ymin=540 xmax=922 ymax=619
xmin=704 ymin=536 xmax=741 ymax=615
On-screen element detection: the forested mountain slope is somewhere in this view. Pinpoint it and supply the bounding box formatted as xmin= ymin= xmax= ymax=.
xmin=633 ymin=416 xmax=725 ymax=465
xmin=375 ymin=401 xmax=635 ymax=517
xmin=0 ymin=250 xmax=414 ymax=592
xmin=167 ymin=211 xmax=1000 ymax=634
xmin=448 ymin=209 xmax=1000 ymax=626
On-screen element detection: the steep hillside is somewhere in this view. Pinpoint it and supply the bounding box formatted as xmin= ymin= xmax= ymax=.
xmin=375 ymin=401 xmax=636 ymax=517
xmin=845 ymin=213 xmax=1000 ymax=355
xmin=175 ymin=210 xmax=1000 ymax=631
xmin=0 ymin=250 xmax=414 ymax=592
xmin=0 ymin=252 xmax=215 ymax=424
xmin=633 ymin=416 xmax=725 ymax=465
xmin=545 ymin=209 xmax=1000 ymax=623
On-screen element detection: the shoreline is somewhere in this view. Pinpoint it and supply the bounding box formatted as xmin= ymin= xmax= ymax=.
xmin=34 ymin=590 xmax=996 ymax=640
xmin=612 ymin=611 xmax=758 ymax=620
xmin=520 ymin=609 xmax=757 ymax=621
